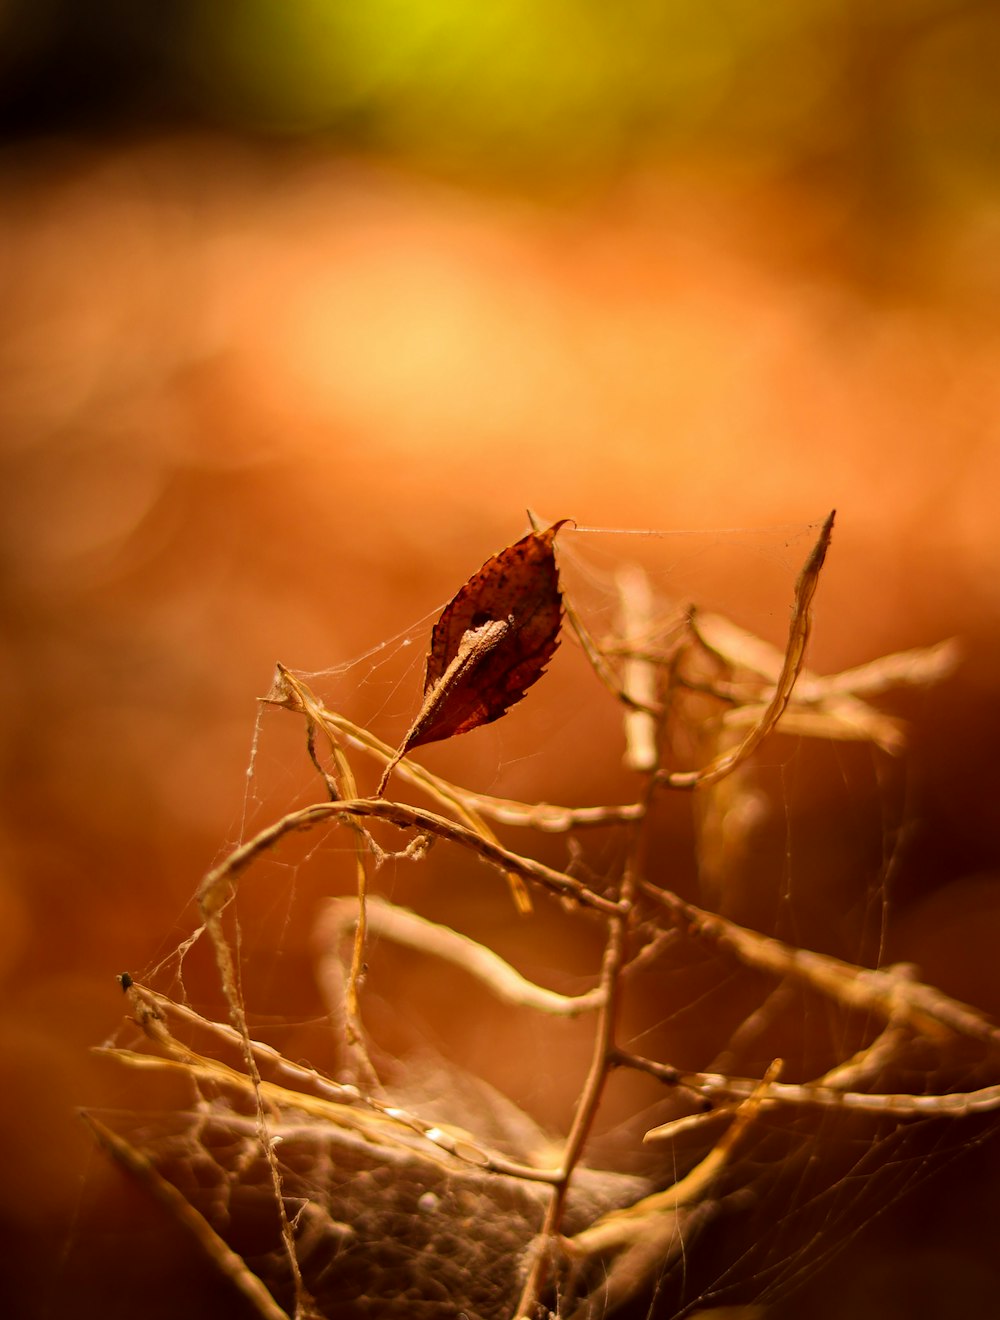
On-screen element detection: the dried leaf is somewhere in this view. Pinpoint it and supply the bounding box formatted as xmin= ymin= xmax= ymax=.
xmin=377 ymin=520 xmax=570 ymax=798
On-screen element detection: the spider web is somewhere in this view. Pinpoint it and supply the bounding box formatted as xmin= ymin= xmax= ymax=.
xmin=86 ymin=517 xmax=999 ymax=1320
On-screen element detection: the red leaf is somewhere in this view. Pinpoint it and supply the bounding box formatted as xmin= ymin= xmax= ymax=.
xmin=377 ymin=520 xmax=570 ymax=795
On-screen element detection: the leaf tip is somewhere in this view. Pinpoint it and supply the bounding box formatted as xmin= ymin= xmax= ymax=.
xmin=526 ymin=510 xmax=575 ymax=540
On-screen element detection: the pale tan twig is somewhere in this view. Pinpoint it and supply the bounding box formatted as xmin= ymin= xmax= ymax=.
xmin=268 ymin=664 xmax=534 ymax=910
xmin=150 ymin=900 xmax=313 ymax=1317
xmin=269 ymin=665 xmax=646 ymax=834
xmin=692 ymin=618 xmax=959 ymax=754
xmin=105 ymin=982 xmax=562 ymax=1185
xmin=633 ymin=1057 xmax=1000 ymax=1121
xmin=616 ymin=563 xmax=661 ymax=772
xmin=658 ymin=511 xmax=835 ymax=789
xmin=300 ymin=704 xmax=379 ymax=1085
xmin=511 ymin=800 xmax=649 ymax=1319
xmin=315 ymin=896 xmax=606 ymax=1018
xmin=200 ymin=798 xmax=624 ymax=921
xmin=642 ymin=884 xmax=1000 ymax=1048
xmin=560 ymin=1062 xmax=781 ymax=1320
xmin=588 ymin=1061 xmax=782 ymax=1229
xmin=463 ymin=793 xmax=645 ymax=831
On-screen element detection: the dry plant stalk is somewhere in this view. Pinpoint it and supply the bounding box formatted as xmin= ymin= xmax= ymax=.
xmin=89 ymin=513 xmax=997 ymax=1320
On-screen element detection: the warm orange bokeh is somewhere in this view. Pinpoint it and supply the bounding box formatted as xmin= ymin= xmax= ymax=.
xmin=1 ymin=137 xmax=998 ymax=1318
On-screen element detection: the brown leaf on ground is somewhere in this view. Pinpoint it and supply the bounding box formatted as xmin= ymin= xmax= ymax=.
xmin=377 ymin=520 xmax=570 ymax=796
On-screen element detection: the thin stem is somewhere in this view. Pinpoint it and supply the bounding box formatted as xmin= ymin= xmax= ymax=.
xmin=512 ymin=803 xmax=647 ymax=1318
xmin=199 ymin=798 xmax=625 ymax=920
xmin=316 ymin=896 xmax=606 ymax=1018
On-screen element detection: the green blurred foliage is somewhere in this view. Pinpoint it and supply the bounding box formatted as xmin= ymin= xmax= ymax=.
xmin=0 ymin=0 xmax=997 ymax=214
xmin=179 ymin=0 xmax=1000 ymax=207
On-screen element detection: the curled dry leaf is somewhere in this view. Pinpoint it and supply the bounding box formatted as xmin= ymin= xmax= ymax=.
xmin=377 ymin=520 xmax=571 ymax=799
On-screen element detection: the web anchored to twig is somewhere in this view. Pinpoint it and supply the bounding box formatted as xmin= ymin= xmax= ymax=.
xmin=89 ymin=512 xmax=996 ymax=1319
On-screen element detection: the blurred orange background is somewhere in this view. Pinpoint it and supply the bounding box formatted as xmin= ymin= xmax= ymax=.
xmin=1 ymin=5 xmax=1000 ymax=1317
